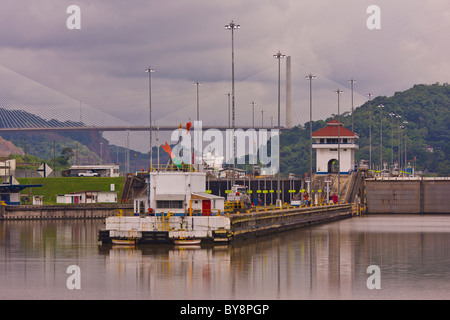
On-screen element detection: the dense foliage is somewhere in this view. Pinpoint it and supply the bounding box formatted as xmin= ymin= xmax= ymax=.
xmin=279 ymin=83 xmax=450 ymax=176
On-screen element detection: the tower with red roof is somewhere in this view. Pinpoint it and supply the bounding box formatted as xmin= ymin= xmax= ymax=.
xmin=312 ymin=120 xmax=359 ymax=174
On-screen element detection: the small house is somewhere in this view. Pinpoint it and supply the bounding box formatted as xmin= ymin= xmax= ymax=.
xmin=56 ymin=191 xmax=117 ymax=204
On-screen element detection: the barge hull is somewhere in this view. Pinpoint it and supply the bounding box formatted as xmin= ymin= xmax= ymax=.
xmin=98 ymin=204 xmax=355 ymax=244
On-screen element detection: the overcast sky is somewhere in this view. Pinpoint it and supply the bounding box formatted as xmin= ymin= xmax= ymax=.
xmin=0 ymin=0 xmax=448 ymax=151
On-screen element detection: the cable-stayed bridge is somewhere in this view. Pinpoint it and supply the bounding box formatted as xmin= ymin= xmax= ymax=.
xmin=0 ymin=62 xmax=369 ymax=137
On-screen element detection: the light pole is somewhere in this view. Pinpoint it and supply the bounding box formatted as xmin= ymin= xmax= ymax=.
xmin=348 ymin=79 xmax=356 ymax=133
xmin=378 ymin=104 xmax=384 ymax=171
xmin=388 ymin=112 xmax=396 ymax=171
xmin=260 ymin=110 xmax=264 ymax=127
xmin=225 ymin=20 xmax=240 ymax=187
xmin=335 ymin=89 xmax=343 ymax=201
xmin=399 ymin=124 xmax=404 ymax=172
xmin=145 ymin=67 xmax=155 ymax=170
xmin=194 ymin=81 xmax=202 ymax=171
xmin=367 ymin=93 xmax=374 ymax=170
xmin=274 ymin=51 xmax=285 ymax=206
xmin=145 ymin=67 xmax=154 ymax=211
xmin=396 ymin=114 xmax=402 ymax=169
xmin=306 ymin=73 xmax=316 ymax=197
xmin=403 ymin=120 xmax=408 ymax=170
xmin=227 ymin=93 xmax=231 ymax=128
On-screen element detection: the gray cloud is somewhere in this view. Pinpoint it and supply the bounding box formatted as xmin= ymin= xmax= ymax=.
xmin=0 ymin=0 xmax=448 ymax=151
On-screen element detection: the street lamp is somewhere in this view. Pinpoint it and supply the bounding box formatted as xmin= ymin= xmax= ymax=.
xmin=378 ymin=104 xmax=384 ymax=171
xmin=396 ymin=114 xmax=402 ymax=169
xmin=335 ymin=89 xmax=343 ymax=201
xmin=388 ymin=112 xmax=396 ymax=171
xmin=274 ymin=51 xmax=286 ymax=206
xmin=145 ymin=67 xmax=155 ymax=169
xmin=403 ymin=120 xmax=408 ymax=170
xmin=399 ymin=125 xmax=404 ymax=173
xmin=225 ymin=20 xmax=240 ymax=187
xmin=348 ymin=79 xmax=356 ymax=132
xmin=226 ymin=93 xmax=231 ymax=128
xmin=145 ymin=67 xmax=155 ymax=212
xmin=366 ymin=93 xmax=374 ymax=170
xmin=306 ymin=73 xmax=316 ymax=197
xmin=194 ymin=81 xmax=202 ymax=171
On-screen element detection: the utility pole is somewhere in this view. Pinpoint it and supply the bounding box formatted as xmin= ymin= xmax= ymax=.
xmin=367 ymin=93 xmax=374 ymax=170
xmin=335 ymin=89 xmax=343 ymax=200
xmin=378 ymin=104 xmax=384 ymax=171
xmin=306 ymin=73 xmax=316 ymax=197
xmin=225 ymin=20 xmax=240 ymax=187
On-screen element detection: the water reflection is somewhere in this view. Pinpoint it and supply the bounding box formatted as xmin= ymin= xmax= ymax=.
xmin=1 ymin=215 xmax=450 ymax=299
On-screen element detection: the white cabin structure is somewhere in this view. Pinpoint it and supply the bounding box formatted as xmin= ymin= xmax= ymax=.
xmin=134 ymin=171 xmax=225 ymax=216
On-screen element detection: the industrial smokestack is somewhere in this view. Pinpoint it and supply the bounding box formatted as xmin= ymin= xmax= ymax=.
xmin=286 ymin=56 xmax=292 ymax=129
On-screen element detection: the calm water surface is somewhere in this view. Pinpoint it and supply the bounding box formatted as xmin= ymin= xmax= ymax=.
xmin=1 ymin=215 xmax=450 ymax=300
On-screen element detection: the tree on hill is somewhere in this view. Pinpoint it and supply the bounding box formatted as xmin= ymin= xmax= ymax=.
xmin=279 ymin=83 xmax=450 ymax=176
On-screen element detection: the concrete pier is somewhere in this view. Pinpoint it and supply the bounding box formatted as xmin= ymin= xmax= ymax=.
xmin=229 ymin=204 xmax=354 ymax=240
xmin=0 ymin=203 xmax=133 ymax=220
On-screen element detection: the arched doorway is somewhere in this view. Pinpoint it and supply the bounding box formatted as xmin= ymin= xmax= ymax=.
xmin=328 ymin=159 xmax=339 ymax=173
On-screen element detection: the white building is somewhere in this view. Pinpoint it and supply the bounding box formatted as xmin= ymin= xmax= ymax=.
xmin=312 ymin=120 xmax=359 ymax=174
xmin=0 ymin=159 xmax=16 ymax=177
xmin=56 ymin=191 xmax=118 ymax=204
xmin=134 ymin=171 xmax=225 ymax=216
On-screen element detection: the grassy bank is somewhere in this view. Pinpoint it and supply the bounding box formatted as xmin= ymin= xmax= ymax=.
xmin=17 ymin=177 xmax=125 ymax=204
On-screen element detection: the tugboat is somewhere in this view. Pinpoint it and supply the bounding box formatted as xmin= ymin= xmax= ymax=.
xmin=98 ymin=122 xmax=234 ymax=245
xmin=98 ymin=170 xmax=233 ymax=245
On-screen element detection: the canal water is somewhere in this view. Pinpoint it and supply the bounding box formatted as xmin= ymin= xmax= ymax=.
xmin=1 ymin=214 xmax=450 ymax=300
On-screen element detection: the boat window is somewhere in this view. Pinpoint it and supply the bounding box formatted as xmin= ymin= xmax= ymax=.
xmin=156 ymin=200 xmax=183 ymax=209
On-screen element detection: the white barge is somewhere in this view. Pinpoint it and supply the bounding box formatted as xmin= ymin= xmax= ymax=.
xmin=98 ymin=171 xmax=233 ymax=244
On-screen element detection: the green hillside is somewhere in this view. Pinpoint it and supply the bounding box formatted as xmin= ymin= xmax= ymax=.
xmin=17 ymin=177 xmax=124 ymax=204
xmin=280 ymin=83 xmax=450 ymax=176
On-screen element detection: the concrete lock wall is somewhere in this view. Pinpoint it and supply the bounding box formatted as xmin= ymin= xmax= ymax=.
xmin=423 ymin=180 xmax=449 ymax=213
xmin=366 ymin=179 xmax=450 ymax=214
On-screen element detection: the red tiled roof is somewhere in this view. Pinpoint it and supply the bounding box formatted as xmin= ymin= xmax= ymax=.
xmin=312 ymin=120 xmax=357 ymax=137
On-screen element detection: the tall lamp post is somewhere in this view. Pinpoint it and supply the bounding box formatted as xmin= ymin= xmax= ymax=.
xmin=274 ymin=51 xmax=285 ymax=206
xmin=378 ymin=104 xmax=384 ymax=171
xmin=388 ymin=112 xmax=396 ymax=171
xmin=306 ymin=73 xmax=316 ymax=197
xmin=226 ymin=93 xmax=231 ymax=128
xmin=225 ymin=20 xmax=240 ymax=187
xmin=366 ymin=93 xmax=374 ymax=170
xmin=396 ymin=114 xmax=402 ymax=169
xmin=194 ymin=81 xmax=202 ymax=171
xmin=145 ymin=67 xmax=155 ymax=211
xmin=335 ymin=89 xmax=343 ymax=200
xmin=403 ymin=120 xmax=408 ymax=171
